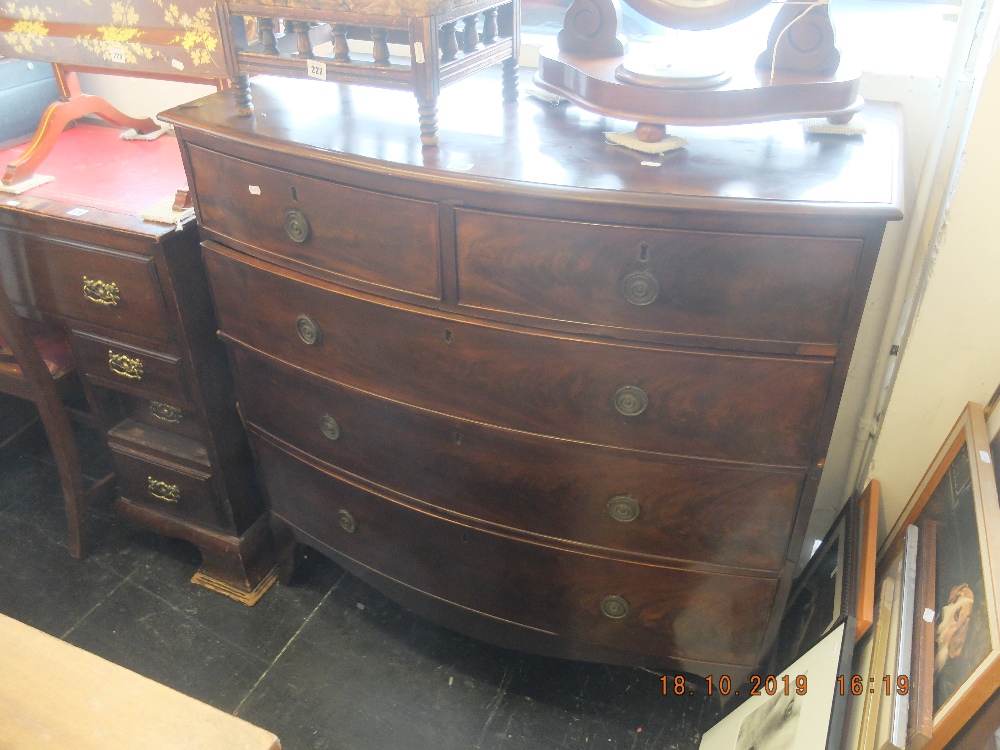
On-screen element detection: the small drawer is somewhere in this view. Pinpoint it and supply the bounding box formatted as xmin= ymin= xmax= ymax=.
xmin=187 ymin=145 xmax=441 ymax=300
xmin=253 ymin=435 xmax=775 ymax=667
xmin=206 ymin=244 xmax=831 ymax=466
xmin=455 ymin=209 xmax=863 ymax=346
xmin=109 ymin=443 xmax=221 ymax=530
xmin=120 ymin=394 xmax=204 ymax=442
xmin=232 ymin=347 xmax=803 ymax=573
xmin=71 ymin=330 xmax=189 ymax=404
xmin=23 ymin=234 xmax=171 ymax=343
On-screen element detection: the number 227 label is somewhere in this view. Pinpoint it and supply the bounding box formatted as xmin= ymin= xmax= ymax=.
xmin=307 ymin=60 xmax=327 ymax=80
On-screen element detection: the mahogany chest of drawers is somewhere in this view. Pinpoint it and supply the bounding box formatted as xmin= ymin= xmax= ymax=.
xmin=0 ymin=148 xmax=276 ymax=603
xmin=162 ymin=75 xmax=903 ymax=676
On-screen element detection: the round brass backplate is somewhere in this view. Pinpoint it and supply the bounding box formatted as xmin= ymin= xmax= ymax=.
xmin=607 ymin=495 xmax=641 ymax=522
xmin=284 ymin=209 xmax=312 ymax=243
xmin=600 ymin=594 xmax=630 ymax=619
xmin=319 ymin=415 xmax=341 ymax=441
xmin=621 ymin=270 xmax=660 ymax=306
xmin=613 ymin=385 xmax=649 ymax=417
xmin=337 ymin=509 xmax=357 ymax=533
xmin=296 ymin=314 xmax=322 ymax=346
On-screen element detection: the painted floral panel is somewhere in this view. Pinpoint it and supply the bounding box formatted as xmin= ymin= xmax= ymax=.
xmin=0 ymin=0 xmax=229 ymax=78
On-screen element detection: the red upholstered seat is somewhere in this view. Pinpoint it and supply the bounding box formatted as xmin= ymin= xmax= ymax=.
xmin=0 ymin=320 xmax=74 ymax=378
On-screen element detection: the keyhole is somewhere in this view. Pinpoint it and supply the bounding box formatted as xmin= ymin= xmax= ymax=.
xmin=640 ymin=244 xmax=649 ymax=262
xmin=452 ymin=431 xmax=462 ymax=445
xmin=291 ymin=186 xmax=298 ymax=201
xmin=444 ymin=329 xmax=453 ymax=344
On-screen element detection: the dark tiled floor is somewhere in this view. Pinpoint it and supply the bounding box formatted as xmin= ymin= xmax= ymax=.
xmin=0 ymin=422 xmax=719 ymax=749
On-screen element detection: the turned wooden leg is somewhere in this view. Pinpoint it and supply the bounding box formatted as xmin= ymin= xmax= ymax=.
xmin=234 ymin=72 xmax=254 ymax=117
xmin=417 ymin=95 xmax=439 ymax=147
xmin=3 ymin=94 xmax=160 ymax=186
xmin=502 ymin=57 xmax=518 ymax=102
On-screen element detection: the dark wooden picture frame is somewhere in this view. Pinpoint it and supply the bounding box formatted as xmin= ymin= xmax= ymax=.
xmin=769 ymin=494 xmax=858 ymax=673
xmin=880 ymin=402 xmax=1000 ymax=750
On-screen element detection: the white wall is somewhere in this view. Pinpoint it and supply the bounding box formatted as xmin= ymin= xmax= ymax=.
xmin=866 ymin=46 xmax=1000 ymax=532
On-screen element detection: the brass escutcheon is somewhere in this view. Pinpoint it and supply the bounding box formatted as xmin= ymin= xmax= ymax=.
xmin=108 ymin=351 xmax=143 ymax=380
xmin=150 ymin=401 xmax=182 ymax=424
xmin=613 ymin=385 xmax=648 ymax=417
xmin=148 ymin=477 xmax=180 ymax=503
xmin=607 ymin=495 xmax=641 ymax=522
xmin=600 ymin=594 xmax=630 ymax=619
xmin=83 ymin=276 xmax=121 ymax=306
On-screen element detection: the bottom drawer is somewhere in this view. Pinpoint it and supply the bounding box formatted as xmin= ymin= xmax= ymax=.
xmin=251 ymin=433 xmax=777 ymax=668
xmin=109 ymin=444 xmax=221 ymax=530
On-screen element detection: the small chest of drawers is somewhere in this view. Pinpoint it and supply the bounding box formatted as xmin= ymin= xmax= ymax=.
xmin=0 ymin=168 xmax=276 ymax=603
xmin=163 ymin=75 xmax=902 ymax=676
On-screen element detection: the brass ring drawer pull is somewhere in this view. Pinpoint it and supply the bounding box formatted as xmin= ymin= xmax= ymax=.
xmin=319 ymin=415 xmax=341 ymax=440
xmin=600 ymin=594 xmax=630 ymax=619
xmin=621 ymin=270 xmax=659 ymax=306
xmin=613 ymin=385 xmax=648 ymax=417
xmin=284 ymin=209 xmax=312 ymax=243
xmin=607 ymin=495 xmax=641 ymax=522
xmin=337 ymin=509 xmax=357 ymax=533
xmin=109 ymin=350 xmax=143 ymax=380
xmin=296 ymin=315 xmax=322 ymax=346
xmin=83 ymin=276 xmax=121 ymax=306
xmin=148 ymin=477 xmax=180 ymax=503
xmin=150 ymin=401 xmax=183 ymax=424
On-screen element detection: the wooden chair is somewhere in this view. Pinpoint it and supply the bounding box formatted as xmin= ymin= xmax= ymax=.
xmin=0 ymin=281 xmax=114 ymax=558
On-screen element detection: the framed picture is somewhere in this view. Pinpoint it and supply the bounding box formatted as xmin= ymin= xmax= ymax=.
xmin=856 ymin=480 xmax=880 ymax=642
xmin=769 ymin=495 xmax=857 ymax=673
xmin=879 ymin=402 xmax=1000 ymax=750
xmin=907 ymin=520 xmax=937 ymax=750
xmin=699 ymin=622 xmax=855 ymax=750
xmin=875 ymin=525 xmax=919 ymax=750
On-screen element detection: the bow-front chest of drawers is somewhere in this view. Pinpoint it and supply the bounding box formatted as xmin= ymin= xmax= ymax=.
xmin=162 ymin=75 xmax=903 ymax=676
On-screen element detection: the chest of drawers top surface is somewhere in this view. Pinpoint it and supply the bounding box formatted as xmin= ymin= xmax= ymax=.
xmin=161 ymin=74 xmax=902 ymax=220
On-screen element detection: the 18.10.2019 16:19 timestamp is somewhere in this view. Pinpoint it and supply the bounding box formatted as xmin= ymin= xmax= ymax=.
xmin=661 ymin=674 xmax=910 ymax=697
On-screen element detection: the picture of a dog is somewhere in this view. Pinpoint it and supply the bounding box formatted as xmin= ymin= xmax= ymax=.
xmin=936 ymin=583 xmax=975 ymax=673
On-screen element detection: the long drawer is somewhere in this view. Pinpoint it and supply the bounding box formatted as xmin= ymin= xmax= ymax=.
xmin=251 ymin=433 xmax=776 ymax=668
xmin=456 ymin=209 xmax=863 ymax=347
xmin=21 ymin=233 xmax=172 ymax=343
xmin=206 ymin=242 xmax=832 ymax=466
xmin=231 ymin=345 xmax=803 ymax=573
xmin=187 ymin=145 xmax=441 ymax=300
